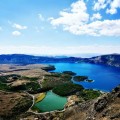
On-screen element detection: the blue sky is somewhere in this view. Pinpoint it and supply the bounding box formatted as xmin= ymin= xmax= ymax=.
xmin=0 ymin=0 xmax=120 ymax=56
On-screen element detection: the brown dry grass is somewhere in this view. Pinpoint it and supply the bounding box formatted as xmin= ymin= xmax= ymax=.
xmin=0 ymin=64 xmax=50 ymax=77
xmin=10 ymin=80 xmax=30 ymax=87
xmin=0 ymin=91 xmax=32 ymax=116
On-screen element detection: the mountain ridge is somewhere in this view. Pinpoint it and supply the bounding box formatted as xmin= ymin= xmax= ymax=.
xmin=79 ymin=54 xmax=120 ymax=68
xmin=0 ymin=54 xmax=120 ymax=68
xmin=0 ymin=54 xmax=80 ymax=64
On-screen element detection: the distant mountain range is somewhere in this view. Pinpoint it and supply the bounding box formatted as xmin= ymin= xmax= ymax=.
xmin=79 ymin=54 xmax=120 ymax=68
xmin=0 ymin=54 xmax=120 ymax=68
xmin=0 ymin=54 xmax=81 ymax=64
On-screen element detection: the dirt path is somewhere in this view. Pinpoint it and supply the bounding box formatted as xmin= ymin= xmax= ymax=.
xmin=38 ymin=76 xmax=45 ymax=88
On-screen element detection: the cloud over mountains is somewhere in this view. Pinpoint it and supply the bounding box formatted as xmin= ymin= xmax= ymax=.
xmin=50 ymin=0 xmax=120 ymax=36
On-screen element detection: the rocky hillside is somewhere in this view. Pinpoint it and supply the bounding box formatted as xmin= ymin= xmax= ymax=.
xmin=80 ymin=54 xmax=120 ymax=68
xmin=0 ymin=54 xmax=80 ymax=64
xmin=19 ymin=85 xmax=120 ymax=120
xmin=0 ymin=91 xmax=33 ymax=120
xmin=62 ymin=85 xmax=120 ymax=120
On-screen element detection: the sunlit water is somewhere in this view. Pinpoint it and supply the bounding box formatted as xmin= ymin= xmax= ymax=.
xmin=48 ymin=63 xmax=120 ymax=92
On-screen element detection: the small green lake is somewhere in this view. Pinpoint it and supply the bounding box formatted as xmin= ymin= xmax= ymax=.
xmin=34 ymin=91 xmax=67 ymax=112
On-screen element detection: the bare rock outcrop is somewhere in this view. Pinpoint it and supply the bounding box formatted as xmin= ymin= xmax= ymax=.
xmin=63 ymin=85 xmax=120 ymax=120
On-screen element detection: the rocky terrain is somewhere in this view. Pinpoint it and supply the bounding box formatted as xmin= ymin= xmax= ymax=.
xmin=63 ymin=85 xmax=120 ymax=120
xmin=80 ymin=54 xmax=120 ymax=68
xmin=0 ymin=91 xmax=32 ymax=120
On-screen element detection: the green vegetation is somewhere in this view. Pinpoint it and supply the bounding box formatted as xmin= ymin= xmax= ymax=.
xmin=0 ymin=76 xmax=7 ymax=83
xmin=52 ymin=83 xmax=84 ymax=96
xmin=10 ymin=82 xmax=41 ymax=93
xmin=62 ymin=71 xmax=76 ymax=76
xmin=0 ymin=72 xmax=100 ymax=102
xmin=0 ymin=74 xmax=40 ymax=93
xmin=45 ymin=73 xmax=61 ymax=77
xmin=31 ymin=105 xmax=41 ymax=112
xmin=0 ymin=74 xmax=21 ymax=83
xmin=21 ymin=76 xmax=39 ymax=81
xmin=41 ymin=65 xmax=55 ymax=71
xmin=0 ymin=82 xmax=10 ymax=91
xmin=79 ymin=89 xmax=101 ymax=101
xmin=0 ymin=74 xmax=21 ymax=91
xmin=73 ymin=76 xmax=88 ymax=82
xmin=0 ymin=74 xmax=39 ymax=84
xmin=42 ymin=73 xmax=72 ymax=89
xmin=25 ymin=82 xmax=40 ymax=92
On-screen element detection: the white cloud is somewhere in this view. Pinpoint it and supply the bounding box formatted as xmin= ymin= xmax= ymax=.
xmin=38 ymin=14 xmax=45 ymax=21
xmin=106 ymin=0 xmax=120 ymax=14
xmin=93 ymin=0 xmax=108 ymax=11
xmin=91 ymin=13 xmax=102 ymax=21
xmin=0 ymin=45 xmax=120 ymax=55
xmin=86 ymin=20 xmax=120 ymax=36
xmin=12 ymin=31 xmax=21 ymax=36
xmin=50 ymin=0 xmax=120 ymax=36
xmin=47 ymin=17 xmax=54 ymax=21
xmin=106 ymin=8 xmax=117 ymax=14
xmin=50 ymin=0 xmax=89 ymax=27
xmin=13 ymin=23 xmax=27 ymax=30
xmin=93 ymin=0 xmax=120 ymax=14
xmin=65 ymin=19 xmax=120 ymax=36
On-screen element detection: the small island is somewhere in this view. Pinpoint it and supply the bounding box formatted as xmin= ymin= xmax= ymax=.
xmin=73 ymin=76 xmax=94 ymax=83
xmin=86 ymin=79 xmax=94 ymax=82
xmin=41 ymin=65 xmax=55 ymax=71
xmin=73 ymin=75 xmax=88 ymax=82
xmin=62 ymin=71 xmax=76 ymax=76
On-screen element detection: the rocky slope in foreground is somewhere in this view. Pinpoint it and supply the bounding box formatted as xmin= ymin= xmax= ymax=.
xmin=20 ymin=85 xmax=120 ymax=120
xmin=80 ymin=54 xmax=120 ymax=68
xmin=63 ymin=85 xmax=120 ymax=120
xmin=0 ymin=91 xmax=33 ymax=120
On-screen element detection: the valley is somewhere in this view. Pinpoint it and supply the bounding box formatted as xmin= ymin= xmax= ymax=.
xmin=0 ymin=54 xmax=120 ymax=120
xmin=0 ymin=64 xmax=102 ymax=119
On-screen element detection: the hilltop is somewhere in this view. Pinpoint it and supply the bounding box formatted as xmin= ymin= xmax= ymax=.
xmin=79 ymin=54 xmax=120 ymax=68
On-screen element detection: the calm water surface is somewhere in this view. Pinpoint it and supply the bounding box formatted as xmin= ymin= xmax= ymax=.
xmin=35 ymin=91 xmax=67 ymax=112
xmin=48 ymin=63 xmax=120 ymax=92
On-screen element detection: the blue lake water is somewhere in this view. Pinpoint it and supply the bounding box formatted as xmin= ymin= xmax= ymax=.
xmin=46 ymin=63 xmax=120 ymax=92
